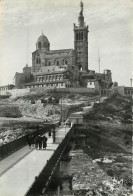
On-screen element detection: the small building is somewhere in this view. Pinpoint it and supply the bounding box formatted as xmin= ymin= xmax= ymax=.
xmin=69 ymin=111 xmax=84 ymax=124
xmin=112 ymin=86 xmax=133 ymax=96
xmin=0 ymin=84 xmax=15 ymax=95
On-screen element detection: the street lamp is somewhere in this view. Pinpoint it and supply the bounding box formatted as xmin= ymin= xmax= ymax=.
xmin=130 ymin=78 xmax=132 ymax=87
xmin=60 ymin=94 xmax=63 ymax=123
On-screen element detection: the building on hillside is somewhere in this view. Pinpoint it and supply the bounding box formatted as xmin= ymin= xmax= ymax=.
xmin=111 ymin=86 xmax=133 ymax=96
xmin=0 ymin=84 xmax=15 ymax=95
xmin=69 ymin=111 xmax=84 ymax=124
xmin=13 ymin=1 xmax=113 ymax=94
xmin=14 ymin=64 xmax=34 ymax=88
xmin=81 ymin=69 xmax=112 ymax=94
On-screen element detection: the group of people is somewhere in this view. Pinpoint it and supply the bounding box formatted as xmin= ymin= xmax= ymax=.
xmin=27 ymin=134 xmax=47 ymax=150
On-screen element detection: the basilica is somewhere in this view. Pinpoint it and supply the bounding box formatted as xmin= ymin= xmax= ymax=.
xmin=14 ymin=2 xmax=113 ymax=94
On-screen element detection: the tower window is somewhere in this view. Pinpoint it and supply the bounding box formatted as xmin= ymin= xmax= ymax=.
xmin=76 ymin=33 xmax=78 ymax=41
xmin=81 ymin=32 xmax=83 ymax=40
xmin=79 ymin=32 xmax=81 ymax=40
xmin=64 ymin=60 xmax=68 ymax=65
xmin=43 ymin=42 xmax=47 ymax=48
xmin=38 ymin=42 xmax=41 ymax=49
xmin=56 ymin=61 xmax=59 ymax=66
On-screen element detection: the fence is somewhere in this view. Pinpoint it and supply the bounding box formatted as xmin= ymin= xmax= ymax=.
xmin=0 ymin=124 xmax=54 ymax=159
xmin=25 ymin=125 xmax=74 ymax=196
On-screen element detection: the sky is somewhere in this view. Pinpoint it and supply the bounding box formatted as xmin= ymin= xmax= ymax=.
xmin=0 ymin=0 xmax=133 ymax=86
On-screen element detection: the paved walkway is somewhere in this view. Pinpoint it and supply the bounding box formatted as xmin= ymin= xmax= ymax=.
xmin=0 ymin=126 xmax=70 ymax=196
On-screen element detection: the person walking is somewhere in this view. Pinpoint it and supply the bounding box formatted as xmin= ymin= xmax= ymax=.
xmin=31 ymin=135 xmax=34 ymax=148
xmin=38 ymin=135 xmax=42 ymax=150
xmin=48 ymin=131 xmax=51 ymax=137
xmin=27 ymin=135 xmax=32 ymax=149
xmin=42 ymin=135 xmax=47 ymax=150
xmin=34 ymin=135 xmax=39 ymax=150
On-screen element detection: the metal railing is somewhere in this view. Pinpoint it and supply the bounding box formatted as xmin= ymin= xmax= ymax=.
xmin=0 ymin=124 xmax=54 ymax=159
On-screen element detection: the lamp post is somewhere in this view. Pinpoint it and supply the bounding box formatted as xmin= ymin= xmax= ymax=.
xmin=130 ymin=78 xmax=132 ymax=87
xmin=60 ymin=94 xmax=63 ymax=123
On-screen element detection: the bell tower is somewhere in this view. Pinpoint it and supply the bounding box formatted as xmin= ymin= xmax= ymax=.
xmin=74 ymin=1 xmax=89 ymax=71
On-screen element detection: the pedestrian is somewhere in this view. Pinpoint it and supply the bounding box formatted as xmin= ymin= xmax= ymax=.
xmin=53 ymin=129 xmax=56 ymax=143
xmin=31 ymin=135 xmax=34 ymax=147
xmin=42 ymin=135 xmax=47 ymax=150
xmin=38 ymin=135 xmax=42 ymax=150
xmin=34 ymin=135 xmax=38 ymax=150
xmin=27 ymin=135 xmax=32 ymax=149
xmin=48 ymin=131 xmax=51 ymax=137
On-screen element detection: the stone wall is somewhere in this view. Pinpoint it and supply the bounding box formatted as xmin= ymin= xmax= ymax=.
xmin=51 ymin=87 xmax=95 ymax=94
xmin=8 ymin=88 xmax=30 ymax=97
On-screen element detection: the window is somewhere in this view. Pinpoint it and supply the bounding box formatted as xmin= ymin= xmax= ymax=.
xmin=76 ymin=33 xmax=78 ymax=41
xmin=36 ymin=58 xmax=38 ymax=64
xmin=36 ymin=58 xmax=41 ymax=64
xmin=81 ymin=32 xmax=83 ymax=40
xmin=64 ymin=60 xmax=68 ymax=65
xmin=43 ymin=42 xmax=47 ymax=48
xmin=56 ymin=60 xmax=59 ymax=66
xmin=38 ymin=58 xmax=41 ymax=64
xmin=79 ymin=33 xmax=81 ymax=40
xmin=47 ymin=61 xmax=51 ymax=66
xmin=38 ymin=42 xmax=41 ymax=49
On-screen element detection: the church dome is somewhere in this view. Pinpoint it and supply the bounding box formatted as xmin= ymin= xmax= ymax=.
xmin=36 ymin=33 xmax=50 ymax=51
xmin=37 ymin=34 xmax=49 ymax=43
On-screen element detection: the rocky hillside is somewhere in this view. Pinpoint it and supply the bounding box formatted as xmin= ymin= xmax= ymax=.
xmin=71 ymin=123 xmax=132 ymax=196
xmin=0 ymin=104 xmax=22 ymax=118
xmin=85 ymin=94 xmax=132 ymax=123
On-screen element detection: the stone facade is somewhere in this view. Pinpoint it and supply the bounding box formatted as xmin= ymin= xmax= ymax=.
xmin=32 ymin=48 xmax=75 ymax=73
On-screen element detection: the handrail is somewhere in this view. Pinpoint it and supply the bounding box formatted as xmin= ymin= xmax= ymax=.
xmin=0 ymin=123 xmax=55 ymax=159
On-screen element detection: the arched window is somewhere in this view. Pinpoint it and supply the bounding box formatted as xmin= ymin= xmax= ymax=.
xmin=36 ymin=58 xmax=38 ymax=64
xmin=64 ymin=60 xmax=68 ymax=65
xmin=81 ymin=32 xmax=83 ymax=40
xmin=38 ymin=58 xmax=41 ymax=64
xmin=38 ymin=42 xmax=41 ymax=49
xmin=78 ymin=33 xmax=80 ymax=40
xmin=47 ymin=61 xmax=51 ymax=66
xmin=76 ymin=33 xmax=78 ymax=41
xmin=56 ymin=60 xmax=59 ymax=66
